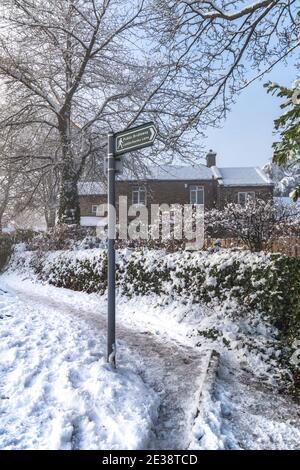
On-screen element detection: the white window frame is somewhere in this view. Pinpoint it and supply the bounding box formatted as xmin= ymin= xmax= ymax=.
xmin=92 ymin=204 xmax=100 ymax=215
xmin=189 ymin=185 xmax=204 ymax=205
xmin=132 ymin=186 xmax=146 ymax=205
xmin=238 ymin=191 xmax=255 ymax=205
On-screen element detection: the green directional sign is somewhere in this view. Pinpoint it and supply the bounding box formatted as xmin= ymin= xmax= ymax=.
xmin=114 ymin=122 xmax=157 ymax=156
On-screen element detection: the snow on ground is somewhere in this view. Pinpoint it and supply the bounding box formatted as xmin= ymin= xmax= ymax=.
xmin=190 ymin=354 xmax=300 ymax=450
xmin=0 ymin=285 xmax=159 ymax=450
xmin=0 ymin=275 xmax=213 ymax=451
xmin=1 ymin=271 xmax=286 ymax=388
xmin=1 ymin=270 xmax=300 ymax=450
xmin=1 ymin=272 xmax=193 ymax=343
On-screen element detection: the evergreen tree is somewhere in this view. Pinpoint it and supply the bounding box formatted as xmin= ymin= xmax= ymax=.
xmin=266 ymin=78 xmax=300 ymax=201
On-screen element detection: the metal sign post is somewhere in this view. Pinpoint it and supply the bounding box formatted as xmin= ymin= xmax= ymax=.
xmin=106 ymin=122 xmax=157 ymax=367
xmin=107 ymin=132 xmax=116 ymax=366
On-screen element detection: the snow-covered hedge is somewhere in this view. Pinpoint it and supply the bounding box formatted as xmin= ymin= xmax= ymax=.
xmin=9 ymin=248 xmax=300 ymax=339
xmin=27 ymin=224 xmax=101 ymax=251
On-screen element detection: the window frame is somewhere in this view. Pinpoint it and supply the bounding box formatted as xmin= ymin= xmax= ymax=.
xmin=238 ymin=191 xmax=255 ymax=205
xmin=189 ymin=185 xmax=204 ymax=205
xmin=132 ymin=186 xmax=146 ymax=205
xmin=91 ymin=204 xmax=100 ymax=215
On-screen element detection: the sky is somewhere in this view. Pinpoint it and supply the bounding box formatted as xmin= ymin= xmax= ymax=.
xmin=204 ymin=59 xmax=298 ymax=169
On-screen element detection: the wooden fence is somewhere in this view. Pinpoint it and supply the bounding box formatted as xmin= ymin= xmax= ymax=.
xmin=204 ymin=237 xmax=300 ymax=257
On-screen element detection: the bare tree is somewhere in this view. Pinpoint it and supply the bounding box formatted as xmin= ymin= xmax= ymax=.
xmin=2 ymin=0 xmax=249 ymax=231
xmin=0 ymin=129 xmax=20 ymax=231
xmin=151 ymin=0 xmax=299 ymax=136
xmin=1 ymin=0 xmax=298 ymax=230
xmin=0 ymin=93 xmax=57 ymax=230
xmin=39 ymin=170 xmax=59 ymax=229
xmin=0 ymin=170 xmax=13 ymax=232
xmin=0 ymin=0 xmax=182 ymax=225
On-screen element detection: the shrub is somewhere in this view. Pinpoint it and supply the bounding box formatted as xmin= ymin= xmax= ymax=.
xmin=205 ymin=199 xmax=300 ymax=251
xmin=12 ymin=229 xmax=36 ymax=244
xmin=46 ymin=252 xmax=108 ymax=294
xmin=8 ymin=248 xmax=300 ymax=341
xmin=27 ymin=224 xmax=96 ymax=252
xmin=268 ymin=256 xmax=300 ymax=340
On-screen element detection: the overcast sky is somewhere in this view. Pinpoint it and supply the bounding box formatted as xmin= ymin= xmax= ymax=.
xmin=204 ymin=58 xmax=298 ymax=169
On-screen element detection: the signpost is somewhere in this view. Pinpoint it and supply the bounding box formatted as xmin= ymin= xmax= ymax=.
xmin=106 ymin=122 xmax=157 ymax=366
xmin=115 ymin=122 xmax=157 ymax=156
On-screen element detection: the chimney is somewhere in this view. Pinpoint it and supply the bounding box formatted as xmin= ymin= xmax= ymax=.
xmin=206 ymin=149 xmax=216 ymax=168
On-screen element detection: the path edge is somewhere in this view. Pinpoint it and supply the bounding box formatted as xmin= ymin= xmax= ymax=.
xmin=188 ymin=349 xmax=220 ymax=447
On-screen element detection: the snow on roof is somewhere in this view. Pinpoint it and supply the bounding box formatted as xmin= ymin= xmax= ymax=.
xmin=215 ymin=167 xmax=273 ymax=186
xmin=79 ymin=165 xmax=273 ymax=190
xmin=119 ymin=164 xmax=213 ymax=181
xmin=78 ymin=182 xmax=106 ymax=196
xmin=210 ymin=166 xmax=222 ymax=180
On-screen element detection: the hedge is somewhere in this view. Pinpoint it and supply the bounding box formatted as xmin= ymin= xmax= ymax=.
xmin=8 ymin=248 xmax=300 ymax=340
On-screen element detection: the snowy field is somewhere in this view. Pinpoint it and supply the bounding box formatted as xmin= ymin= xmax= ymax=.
xmin=1 ymin=271 xmax=300 ymax=450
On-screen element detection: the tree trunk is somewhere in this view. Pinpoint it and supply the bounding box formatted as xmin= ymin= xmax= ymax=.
xmin=0 ymin=205 xmax=7 ymax=233
xmin=57 ymin=108 xmax=81 ymax=226
xmin=45 ymin=207 xmax=57 ymax=230
xmin=57 ymin=165 xmax=80 ymax=226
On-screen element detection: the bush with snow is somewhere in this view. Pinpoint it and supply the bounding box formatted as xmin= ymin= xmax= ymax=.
xmin=264 ymin=162 xmax=300 ymax=198
xmin=0 ymin=229 xmax=36 ymax=271
xmin=8 ymin=248 xmax=300 ymax=342
xmin=205 ymin=199 xmax=300 ymax=252
xmin=27 ymin=224 xmax=100 ymax=252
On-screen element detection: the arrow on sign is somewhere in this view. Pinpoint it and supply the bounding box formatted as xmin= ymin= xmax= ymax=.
xmin=114 ymin=122 xmax=157 ymax=156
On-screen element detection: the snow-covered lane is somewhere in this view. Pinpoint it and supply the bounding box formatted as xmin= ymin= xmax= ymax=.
xmin=0 ymin=277 xmax=211 ymax=450
xmin=2 ymin=274 xmax=300 ymax=450
xmin=0 ymin=285 xmax=159 ymax=450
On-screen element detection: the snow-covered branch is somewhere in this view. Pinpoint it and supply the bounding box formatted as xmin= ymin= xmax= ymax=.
xmin=182 ymin=0 xmax=277 ymax=20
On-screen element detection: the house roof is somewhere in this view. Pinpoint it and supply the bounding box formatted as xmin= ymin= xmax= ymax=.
xmin=119 ymin=164 xmax=213 ymax=181
xmin=78 ymin=164 xmax=273 ymax=194
xmin=211 ymin=166 xmax=273 ymax=187
xmin=78 ymin=182 xmax=106 ymax=196
xmin=119 ymin=164 xmax=272 ymax=186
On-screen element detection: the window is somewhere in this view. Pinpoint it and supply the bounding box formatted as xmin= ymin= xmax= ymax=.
xmin=189 ymin=185 xmax=204 ymax=204
xmin=132 ymin=186 xmax=146 ymax=205
xmin=92 ymin=205 xmax=100 ymax=215
xmin=238 ymin=192 xmax=255 ymax=205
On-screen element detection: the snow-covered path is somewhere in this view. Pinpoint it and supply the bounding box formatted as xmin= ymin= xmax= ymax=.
xmin=0 ymin=278 xmax=210 ymax=450
xmin=2 ymin=275 xmax=300 ymax=450
xmin=0 ymin=285 xmax=161 ymax=450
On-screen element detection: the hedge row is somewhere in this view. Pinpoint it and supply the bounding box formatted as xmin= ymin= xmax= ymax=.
xmin=9 ymin=248 xmax=300 ymax=340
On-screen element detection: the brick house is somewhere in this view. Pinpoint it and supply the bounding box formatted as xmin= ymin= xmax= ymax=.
xmin=78 ymin=182 xmax=107 ymax=227
xmin=78 ymin=151 xmax=273 ymax=226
